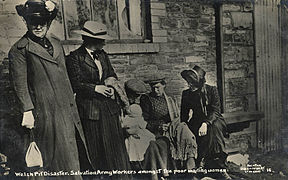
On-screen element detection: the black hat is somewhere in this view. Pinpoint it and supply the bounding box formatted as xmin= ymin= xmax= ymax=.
xmin=16 ymin=0 xmax=58 ymax=22
xmin=181 ymin=65 xmax=206 ymax=85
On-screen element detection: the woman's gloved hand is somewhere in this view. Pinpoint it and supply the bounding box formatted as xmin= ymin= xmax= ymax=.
xmin=95 ymin=85 xmax=114 ymax=97
xmin=22 ymin=110 xmax=35 ymax=129
xmin=198 ymin=122 xmax=207 ymax=136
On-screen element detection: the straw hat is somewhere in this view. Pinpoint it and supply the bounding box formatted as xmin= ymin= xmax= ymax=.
xmin=80 ymin=21 xmax=111 ymax=40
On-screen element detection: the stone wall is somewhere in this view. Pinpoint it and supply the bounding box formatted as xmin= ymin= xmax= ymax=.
xmin=0 ymin=0 xmax=259 ymax=165
xmin=109 ymin=0 xmax=218 ymax=101
xmin=222 ymin=1 xmax=257 ymax=153
xmin=0 ymin=0 xmax=256 ymax=112
xmin=222 ymin=2 xmax=256 ymax=113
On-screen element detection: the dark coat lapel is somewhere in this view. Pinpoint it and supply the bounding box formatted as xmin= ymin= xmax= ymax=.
xmin=48 ymin=36 xmax=61 ymax=60
xmin=27 ymin=37 xmax=58 ymax=65
xmin=84 ymin=53 xmax=97 ymax=69
xmin=98 ymin=52 xmax=107 ymax=81
xmin=79 ymin=46 xmax=97 ymax=69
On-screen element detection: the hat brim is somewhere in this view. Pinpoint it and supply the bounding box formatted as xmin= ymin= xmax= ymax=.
xmin=181 ymin=70 xmax=199 ymax=84
xmin=79 ymin=30 xmax=112 ymax=40
xmin=125 ymin=79 xmax=151 ymax=95
xmin=144 ymin=78 xmax=165 ymax=84
xmin=16 ymin=4 xmax=58 ymax=21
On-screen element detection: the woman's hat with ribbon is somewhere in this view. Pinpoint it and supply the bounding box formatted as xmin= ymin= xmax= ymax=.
xmin=16 ymin=0 xmax=58 ymax=23
xmin=80 ymin=21 xmax=111 ymax=40
xmin=181 ymin=65 xmax=206 ymax=85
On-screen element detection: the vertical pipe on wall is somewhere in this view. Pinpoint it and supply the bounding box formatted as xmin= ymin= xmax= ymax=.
xmin=215 ymin=3 xmax=225 ymax=113
xmin=60 ymin=0 xmax=67 ymax=40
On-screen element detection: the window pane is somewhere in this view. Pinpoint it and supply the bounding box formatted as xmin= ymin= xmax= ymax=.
xmin=117 ymin=0 xmax=143 ymax=40
xmin=49 ymin=0 xmax=65 ymax=40
xmin=63 ymin=0 xmax=91 ymax=40
xmin=91 ymin=0 xmax=119 ymax=39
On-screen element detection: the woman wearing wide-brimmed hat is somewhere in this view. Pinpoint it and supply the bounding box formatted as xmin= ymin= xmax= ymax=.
xmin=138 ymin=73 xmax=197 ymax=179
xmin=180 ymin=66 xmax=230 ymax=173
xmin=9 ymin=0 xmax=89 ymax=178
xmin=65 ymin=21 xmax=131 ymax=178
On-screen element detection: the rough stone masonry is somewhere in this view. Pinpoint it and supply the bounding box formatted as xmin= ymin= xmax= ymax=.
xmin=0 ymin=0 xmax=256 ymax=166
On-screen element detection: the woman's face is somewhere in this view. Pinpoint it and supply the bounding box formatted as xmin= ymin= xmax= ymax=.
xmin=152 ymin=83 xmax=165 ymax=97
xmin=188 ymin=82 xmax=199 ymax=92
xmin=128 ymin=95 xmax=142 ymax=105
xmin=27 ymin=21 xmax=49 ymax=38
xmin=84 ymin=38 xmax=106 ymax=51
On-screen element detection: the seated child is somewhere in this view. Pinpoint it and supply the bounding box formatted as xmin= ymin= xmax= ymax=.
xmin=123 ymin=104 xmax=155 ymax=162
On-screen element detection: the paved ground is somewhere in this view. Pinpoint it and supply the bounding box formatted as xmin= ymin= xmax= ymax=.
xmin=226 ymin=149 xmax=288 ymax=180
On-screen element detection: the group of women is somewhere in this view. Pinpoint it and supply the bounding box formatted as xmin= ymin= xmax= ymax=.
xmin=8 ymin=0 xmax=230 ymax=179
xmin=122 ymin=68 xmax=230 ymax=179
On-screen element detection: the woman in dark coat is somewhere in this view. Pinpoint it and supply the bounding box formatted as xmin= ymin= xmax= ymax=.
xmin=9 ymin=0 xmax=88 ymax=178
xmin=180 ymin=65 xmax=229 ymax=171
xmin=65 ymin=21 xmax=131 ymax=178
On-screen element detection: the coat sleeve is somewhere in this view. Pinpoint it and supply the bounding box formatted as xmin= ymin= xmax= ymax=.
xmin=206 ymin=86 xmax=222 ymax=125
xmin=180 ymin=91 xmax=189 ymax=123
xmin=171 ymin=96 xmax=180 ymax=119
xmin=66 ymin=52 xmax=98 ymax=96
xmin=9 ymin=45 xmax=34 ymax=112
xmin=104 ymin=52 xmax=117 ymax=79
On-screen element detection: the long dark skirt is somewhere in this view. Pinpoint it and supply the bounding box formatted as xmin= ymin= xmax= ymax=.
xmin=138 ymin=137 xmax=176 ymax=180
xmin=80 ymin=103 xmax=131 ymax=179
xmin=195 ymin=118 xmax=227 ymax=168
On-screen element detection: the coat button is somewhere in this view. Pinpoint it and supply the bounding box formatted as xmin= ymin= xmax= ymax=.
xmin=70 ymin=103 xmax=74 ymax=107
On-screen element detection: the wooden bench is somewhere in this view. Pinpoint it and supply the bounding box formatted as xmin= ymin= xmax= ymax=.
xmin=222 ymin=111 xmax=264 ymax=154
xmin=223 ymin=111 xmax=264 ymax=133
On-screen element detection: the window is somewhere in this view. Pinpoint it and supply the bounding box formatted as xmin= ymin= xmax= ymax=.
xmin=60 ymin=0 xmax=152 ymax=42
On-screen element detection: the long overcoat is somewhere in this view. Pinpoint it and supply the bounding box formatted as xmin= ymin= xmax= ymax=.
xmin=8 ymin=33 xmax=89 ymax=177
xmin=66 ymin=46 xmax=131 ymax=175
xmin=180 ymin=84 xmax=228 ymax=167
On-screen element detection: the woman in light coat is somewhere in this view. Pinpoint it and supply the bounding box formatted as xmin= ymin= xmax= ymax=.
xmin=9 ymin=0 xmax=88 ymax=178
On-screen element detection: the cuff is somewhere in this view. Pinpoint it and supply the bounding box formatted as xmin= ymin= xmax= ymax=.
xmin=94 ymin=85 xmax=99 ymax=92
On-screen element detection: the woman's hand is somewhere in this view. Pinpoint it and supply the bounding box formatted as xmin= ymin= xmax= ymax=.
xmin=22 ymin=111 xmax=35 ymax=129
xmin=95 ymin=85 xmax=114 ymax=97
xmin=198 ymin=122 xmax=207 ymax=136
xmin=105 ymin=87 xmax=114 ymax=98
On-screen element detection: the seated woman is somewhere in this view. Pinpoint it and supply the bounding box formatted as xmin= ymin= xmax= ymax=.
xmin=140 ymin=74 xmax=197 ymax=171
xmin=180 ymin=66 xmax=230 ymax=176
xmin=122 ymin=80 xmax=155 ymax=162
xmin=123 ymin=79 xmax=170 ymax=180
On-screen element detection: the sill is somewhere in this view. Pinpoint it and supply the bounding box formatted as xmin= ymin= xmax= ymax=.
xmin=61 ymin=40 xmax=160 ymax=54
xmin=223 ymin=111 xmax=264 ymax=134
xmin=223 ymin=111 xmax=264 ymax=124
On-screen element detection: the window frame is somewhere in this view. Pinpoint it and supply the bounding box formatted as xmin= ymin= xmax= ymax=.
xmin=60 ymin=0 xmax=152 ymax=43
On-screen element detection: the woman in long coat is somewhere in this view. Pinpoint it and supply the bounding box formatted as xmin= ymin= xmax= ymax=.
xmin=65 ymin=21 xmax=131 ymax=178
xmin=9 ymin=0 xmax=88 ymax=178
xmin=180 ymin=65 xmax=229 ymax=171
